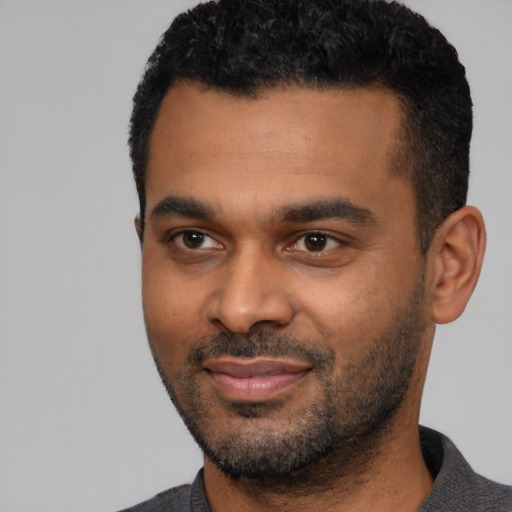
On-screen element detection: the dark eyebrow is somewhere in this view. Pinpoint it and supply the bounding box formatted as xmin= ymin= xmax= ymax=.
xmin=279 ymin=198 xmax=377 ymax=226
xmin=150 ymin=195 xmax=376 ymax=227
xmin=150 ymin=196 xmax=214 ymax=220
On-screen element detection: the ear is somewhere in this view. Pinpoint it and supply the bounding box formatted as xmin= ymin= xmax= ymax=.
xmin=427 ymin=206 xmax=486 ymax=324
xmin=134 ymin=216 xmax=143 ymax=247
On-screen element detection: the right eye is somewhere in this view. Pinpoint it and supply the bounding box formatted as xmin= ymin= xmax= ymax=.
xmin=171 ymin=230 xmax=221 ymax=250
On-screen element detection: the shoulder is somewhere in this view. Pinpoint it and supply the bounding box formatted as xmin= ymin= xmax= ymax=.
xmin=116 ymin=470 xmax=210 ymax=512
xmin=473 ymin=476 xmax=512 ymax=512
xmin=117 ymin=483 xmax=191 ymax=512
xmin=420 ymin=426 xmax=512 ymax=511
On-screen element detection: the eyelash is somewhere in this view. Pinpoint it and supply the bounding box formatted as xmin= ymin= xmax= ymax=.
xmin=168 ymin=229 xmax=346 ymax=254
xmin=170 ymin=230 xmax=221 ymax=250
xmin=288 ymin=232 xmax=346 ymax=253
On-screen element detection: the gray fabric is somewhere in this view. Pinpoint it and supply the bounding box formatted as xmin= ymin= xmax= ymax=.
xmin=117 ymin=473 xmax=208 ymax=512
xmin=118 ymin=427 xmax=512 ymax=511
xmin=419 ymin=426 xmax=512 ymax=511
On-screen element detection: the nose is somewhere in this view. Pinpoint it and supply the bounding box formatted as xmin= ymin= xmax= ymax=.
xmin=206 ymin=250 xmax=295 ymax=334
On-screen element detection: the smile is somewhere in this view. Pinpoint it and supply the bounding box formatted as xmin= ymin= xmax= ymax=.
xmin=203 ymin=357 xmax=312 ymax=402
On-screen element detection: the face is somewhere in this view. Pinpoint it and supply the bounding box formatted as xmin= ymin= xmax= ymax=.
xmin=141 ymin=82 xmax=431 ymax=481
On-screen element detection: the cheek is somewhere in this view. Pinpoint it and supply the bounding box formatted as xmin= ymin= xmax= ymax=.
xmin=142 ymin=263 xmax=207 ymax=363
xmin=293 ymin=262 xmax=399 ymax=351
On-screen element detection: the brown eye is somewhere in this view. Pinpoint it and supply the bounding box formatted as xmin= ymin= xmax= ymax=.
xmin=291 ymin=232 xmax=343 ymax=254
xmin=173 ymin=231 xmax=220 ymax=250
xmin=304 ymin=233 xmax=328 ymax=251
xmin=182 ymin=231 xmax=205 ymax=248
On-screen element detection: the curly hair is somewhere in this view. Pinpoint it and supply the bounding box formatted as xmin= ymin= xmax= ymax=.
xmin=129 ymin=0 xmax=472 ymax=252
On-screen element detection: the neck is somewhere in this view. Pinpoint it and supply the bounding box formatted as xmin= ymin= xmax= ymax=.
xmin=203 ymin=419 xmax=433 ymax=512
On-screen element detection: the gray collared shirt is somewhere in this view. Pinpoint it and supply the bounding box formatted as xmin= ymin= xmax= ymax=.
xmin=119 ymin=427 xmax=512 ymax=511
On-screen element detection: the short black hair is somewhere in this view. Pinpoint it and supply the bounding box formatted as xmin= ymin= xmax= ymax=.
xmin=129 ymin=0 xmax=472 ymax=252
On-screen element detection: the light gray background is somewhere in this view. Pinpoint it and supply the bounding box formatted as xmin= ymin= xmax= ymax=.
xmin=1 ymin=1 xmax=511 ymax=511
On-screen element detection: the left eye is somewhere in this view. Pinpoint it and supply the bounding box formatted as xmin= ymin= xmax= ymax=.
xmin=293 ymin=233 xmax=342 ymax=252
xmin=173 ymin=231 xmax=220 ymax=250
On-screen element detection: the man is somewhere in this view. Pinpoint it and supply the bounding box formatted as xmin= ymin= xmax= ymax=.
xmin=122 ymin=0 xmax=512 ymax=510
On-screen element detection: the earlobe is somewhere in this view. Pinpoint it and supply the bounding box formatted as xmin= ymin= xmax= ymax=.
xmin=429 ymin=206 xmax=486 ymax=324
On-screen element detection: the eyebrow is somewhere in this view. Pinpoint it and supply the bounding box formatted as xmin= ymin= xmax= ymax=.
xmin=150 ymin=195 xmax=377 ymax=227
xmin=279 ymin=198 xmax=377 ymax=226
xmin=150 ymin=196 xmax=214 ymax=220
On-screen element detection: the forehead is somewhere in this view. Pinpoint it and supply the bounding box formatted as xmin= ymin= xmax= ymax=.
xmin=146 ymin=82 xmax=414 ymax=227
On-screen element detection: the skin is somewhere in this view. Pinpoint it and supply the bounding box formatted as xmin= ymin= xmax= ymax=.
xmin=138 ymin=81 xmax=486 ymax=512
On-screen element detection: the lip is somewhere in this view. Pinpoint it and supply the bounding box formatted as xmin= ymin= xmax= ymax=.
xmin=203 ymin=357 xmax=312 ymax=402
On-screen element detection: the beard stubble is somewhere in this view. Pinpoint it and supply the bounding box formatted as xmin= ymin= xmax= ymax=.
xmin=147 ymin=277 xmax=426 ymax=492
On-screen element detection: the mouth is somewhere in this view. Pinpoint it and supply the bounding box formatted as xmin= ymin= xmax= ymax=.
xmin=203 ymin=357 xmax=312 ymax=402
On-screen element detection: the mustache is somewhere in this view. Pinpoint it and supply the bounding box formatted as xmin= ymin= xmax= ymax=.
xmin=186 ymin=331 xmax=335 ymax=369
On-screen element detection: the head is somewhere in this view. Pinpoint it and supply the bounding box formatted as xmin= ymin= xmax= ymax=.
xmin=130 ymin=0 xmax=485 ymax=487
xmin=130 ymin=0 xmax=473 ymax=253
